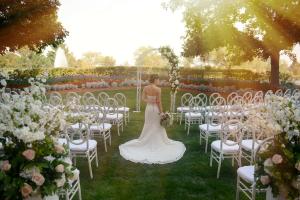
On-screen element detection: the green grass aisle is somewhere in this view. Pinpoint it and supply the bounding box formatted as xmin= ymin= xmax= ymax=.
xmin=68 ymin=89 xmax=239 ymax=200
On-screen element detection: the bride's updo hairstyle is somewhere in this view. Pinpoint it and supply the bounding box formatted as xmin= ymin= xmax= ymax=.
xmin=149 ymin=74 xmax=159 ymax=84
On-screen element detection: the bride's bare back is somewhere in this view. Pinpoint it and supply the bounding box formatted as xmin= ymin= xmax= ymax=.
xmin=142 ymin=84 xmax=163 ymax=113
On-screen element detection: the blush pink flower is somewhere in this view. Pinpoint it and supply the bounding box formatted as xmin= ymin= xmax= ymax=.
xmin=272 ymin=154 xmax=283 ymax=164
xmin=21 ymin=183 xmax=33 ymax=198
xmin=54 ymin=144 xmax=65 ymax=154
xmin=0 ymin=160 xmax=11 ymax=172
xmin=31 ymin=172 xmax=45 ymax=186
xmin=55 ymin=164 xmax=65 ymax=173
xmin=22 ymin=149 xmax=36 ymax=161
xmin=260 ymin=175 xmax=271 ymax=185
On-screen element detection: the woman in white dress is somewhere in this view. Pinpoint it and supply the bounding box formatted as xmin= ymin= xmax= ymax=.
xmin=119 ymin=74 xmax=186 ymax=164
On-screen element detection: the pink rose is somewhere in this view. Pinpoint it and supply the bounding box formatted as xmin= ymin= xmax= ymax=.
xmin=1 ymin=160 xmax=11 ymax=172
xmin=55 ymin=164 xmax=64 ymax=173
xmin=31 ymin=172 xmax=45 ymax=186
xmin=260 ymin=175 xmax=271 ymax=185
xmin=54 ymin=144 xmax=65 ymax=154
xmin=21 ymin=183 xmax=33 ymax=198
xmin=272 ymin=154 xmax=283 ymax=164
xmin=22 ymin=149 xmax=36 ymax=161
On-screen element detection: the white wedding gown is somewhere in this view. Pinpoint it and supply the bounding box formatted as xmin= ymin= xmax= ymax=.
xmin=119 ymin=96 xmax=186 ymax=164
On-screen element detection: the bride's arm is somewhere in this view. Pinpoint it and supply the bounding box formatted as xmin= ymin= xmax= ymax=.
xmin=157 ymin=88 xmax=163 ymax=113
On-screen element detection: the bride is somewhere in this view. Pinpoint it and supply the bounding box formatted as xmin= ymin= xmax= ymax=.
xmin=119 ymin=74 xmax=186 ymax=164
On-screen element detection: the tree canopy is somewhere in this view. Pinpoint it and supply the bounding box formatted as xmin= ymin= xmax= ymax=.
xmin=134 ymin=46 xmax=169 ymax=68
xmin=166 ymin=0 xmax=300 ymax=86
xmin=0 ymin=0 xmax=67 ymax=53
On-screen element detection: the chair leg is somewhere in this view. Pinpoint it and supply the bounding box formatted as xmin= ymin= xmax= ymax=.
xmin=87 ymin=154 xmax=93 ymax=179
xmin=210 ymin=148 xmax=213 ymax=167
xmin=95 ymin=148 xmax=99 ymax=167
xmin=199 ymin=130 xmax=202 ymax=145
xmin=236 ymin=175 xmax=240 ymax=200
xmin=180 ymin=113 xmax=183 ymax=124
xmin=251 ymin=183 xmax=256 ymax=200
xmin=104 ymin=138 xmax=107 ymax=152
xmin=217 ymin=155 xmax=222 ymax=179
xmin=78 ymin=177 xmax=82 ymax=200
xmin=205 ymin=133 xmax=209 ymax=153
xmin=117 ymin=124 xmax=120 ymax=136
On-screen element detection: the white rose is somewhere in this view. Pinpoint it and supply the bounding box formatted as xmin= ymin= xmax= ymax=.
xmin=1 ymin=79 xmax=7 ymax=87
xmin=55 ymin=174 xmax=66 ymax=187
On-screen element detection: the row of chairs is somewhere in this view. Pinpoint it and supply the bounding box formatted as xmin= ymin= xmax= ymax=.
xmin=47 ymin=91 xmax=130 ymax=180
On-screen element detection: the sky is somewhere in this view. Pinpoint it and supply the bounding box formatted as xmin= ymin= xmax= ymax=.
xmin=58 ymin=0 xmax=185 ymax=65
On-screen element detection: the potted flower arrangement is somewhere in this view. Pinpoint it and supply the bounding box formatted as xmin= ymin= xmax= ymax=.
xmin=255 ymin=95 xmax=300 ymax=199
xmin=0 ymin=74 xmax=75 ymax=200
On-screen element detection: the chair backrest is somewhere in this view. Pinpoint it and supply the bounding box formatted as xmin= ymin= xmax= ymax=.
xmin=227 ymin=92 xmax=239 ymax=105
xmin=196 ymin=93 xmax=207 ymax=105
xmin=221 ymin=119 xmax=244 ymax=148
xmin=275 ymin=89 xmax=283 ymax=97
xmin=104 ymin=97 xmax=119 ymax=116
xmin=189 ymin=96 xmax=205 ymax=113
xmin=49 ymin=95 xmax=63 ymax=107
xmin=66 ymin=92 xmax=80 ymax=102
xmin=98 ymin=92 xmax=109 ymax=106
xmin=227 ymin=96 xmax=244 ymax=121
xmin=283 ymin=89 xmax=292 ymax=98
xmin=180 ymin=93 xmax=193 ymax=107
xmin=264 ymin=90 xmax=273 ymax=98
xmin=85 ymin=97 xmax=101 ymax=113
xmin=253 ymin=137 xmax=274 ymax=163
xmin=50 ymin=91 xmax=62 ymax=99
xmin=82 ymin=92 xmax=95 ymax=105
xmin=209 ymin=93 xmax=221 ymax=105
xmin=65 ymin=123 xmax=90 ymax=151
xmin=292 ymin=89 xmax=300 ymax=97
xmin=114 ymin=93 xmax=126 ymax=107
xmin=242 ymin=91 xmax=253 ymax=105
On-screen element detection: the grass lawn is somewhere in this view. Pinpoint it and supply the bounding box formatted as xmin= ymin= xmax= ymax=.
xmin=66 ymin=88 xmax=254 ymax=200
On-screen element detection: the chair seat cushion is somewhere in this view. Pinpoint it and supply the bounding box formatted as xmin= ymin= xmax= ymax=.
xmin=177 ymin=106 xmax=190 ymax=112
xmin=90 ymin=123 xmax=112 ymax=131
xmin=106 ymin=113 xmax=124 ymax=120
xmin=241 ymin=139 xmax=262 ymax=151
xmin=185 ymin=112 xmax=203 ymax=119
xmin=70 ymin=139 xmax=97 ymax=151
xmin=237 ymin=165 xmax=255 ymax=183
xmin=199 ymin=124 xmax=222 ymax=132
xmin=117 ymin=107 xmax=130 ymax=112
xmin=211 ymin=140 xmax=239 ymax=153
xmin=58 ymin=138 xmax=97 ymax=151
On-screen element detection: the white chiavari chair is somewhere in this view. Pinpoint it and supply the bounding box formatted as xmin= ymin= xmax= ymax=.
xmin=199 ymin=98 xmax=225 ymax=153
xmin=89 ymin=109 xmax=112 ymax=152
xmin=49 ymin=95 xmax=63 ymax=109
xmin=104 ymin=98 xmax=124 ymax=136
xmin=208 ymin=93 xmax=222 ymax=110
xmin=236 ymin=137 xmax=273 ymax=200
xmin=177 ymin=93 xmax=193 ymax=124
xmin=62 ymin=123 xmax=99 ymax=179
xmin=185 ymin=96 xmax=205 ymax=135
xmin=114 ymin=93 xmax=130 ymax=125
xmin=210 ymin=119 xmax=244 ymax=179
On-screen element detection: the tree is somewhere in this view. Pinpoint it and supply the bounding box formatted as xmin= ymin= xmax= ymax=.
xmin=0 ymin=0 xmax=67 ymax=53
xmin=0 ymin=46 xmax=52 ymax=69
xmin=166 ymin=0 xmax=300 ymax=87
xmin=101 ymin=56 xmax=116 ymax=67
xmin=134 ymin=46 xmax=169 ymax=68
xmin=80 ymin=52 xmax=103 ymax=68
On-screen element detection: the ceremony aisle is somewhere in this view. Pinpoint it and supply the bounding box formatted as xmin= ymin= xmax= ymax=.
xmin=72 ymin=89 xmax=238 ymax=200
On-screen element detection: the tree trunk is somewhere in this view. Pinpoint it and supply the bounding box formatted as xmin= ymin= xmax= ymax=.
xmin=270 ymin=51 xmax=280 ymax=89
